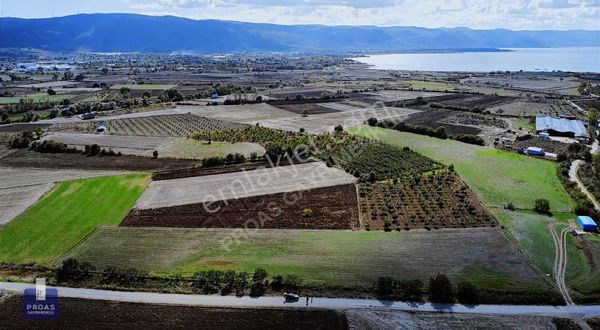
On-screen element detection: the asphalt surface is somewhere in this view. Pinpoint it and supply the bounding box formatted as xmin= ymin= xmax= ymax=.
xmin=2 ymin=282 xmax=600 ymax=318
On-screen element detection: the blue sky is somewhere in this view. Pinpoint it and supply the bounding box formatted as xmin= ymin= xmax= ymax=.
xmin=1 ymin=0 xmax=599 ymax=30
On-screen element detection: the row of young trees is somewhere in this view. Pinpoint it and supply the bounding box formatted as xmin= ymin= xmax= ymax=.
xmin=375 ymin=273 xmax=479 ymax=304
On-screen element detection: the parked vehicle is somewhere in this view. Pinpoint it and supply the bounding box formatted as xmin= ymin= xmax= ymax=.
xmin=284 ymin=293 xmax=299 ymax=303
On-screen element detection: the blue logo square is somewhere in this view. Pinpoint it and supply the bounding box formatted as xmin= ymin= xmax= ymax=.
xmin=23 ymin=288 xmax=59 ymax=320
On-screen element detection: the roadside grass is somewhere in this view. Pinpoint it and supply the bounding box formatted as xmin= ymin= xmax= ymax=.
xmin=405 ymin=80 xmax=459 ymax=92
xmin=65 ymin=227 xmax=550 ymax=291
xmin=0 ymin=93 xmax=71 ymax=105
xmin=156 ymin=138 xmax=265 ymax=159
xmin=110 ymin=84 xmax=177 ymax=90
xmin=348 ymin=126 xmax=574 ymax=213
xmin=0 ymin=173 xmax=149 ymax=264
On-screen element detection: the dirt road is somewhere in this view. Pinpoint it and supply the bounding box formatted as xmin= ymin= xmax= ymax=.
xmin=548 ymin=223 xmax=575 ymax=305
xmin=569 ymin=160 xmax=600 ymax=212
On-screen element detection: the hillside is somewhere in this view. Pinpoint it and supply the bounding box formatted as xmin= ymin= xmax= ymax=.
xmin=1 ymin=13 xmax=599 ymax=53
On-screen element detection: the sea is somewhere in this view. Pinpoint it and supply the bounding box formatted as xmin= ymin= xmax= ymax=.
xmin=351 ymin=47 xmax=600 ymax=73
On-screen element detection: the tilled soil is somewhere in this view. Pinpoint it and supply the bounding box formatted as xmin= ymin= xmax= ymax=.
xmin=122 ymin=183 xmax=360 ymax=230
xmin=0 ymin=296 xmax=347 ymax=330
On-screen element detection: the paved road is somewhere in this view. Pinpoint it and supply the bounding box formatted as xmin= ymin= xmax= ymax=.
xmin=2 ymin=282 xmax=600 ymax=318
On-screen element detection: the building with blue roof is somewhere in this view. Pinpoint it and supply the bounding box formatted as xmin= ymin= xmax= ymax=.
xmin=535 ymin=115 xmax=589 ymax=140
xmin=577 ymin=216 xmax=598 ymax=232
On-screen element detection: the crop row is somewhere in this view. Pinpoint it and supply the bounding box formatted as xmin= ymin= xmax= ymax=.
xmin=359 ymin=170 xmax=497 ymax=231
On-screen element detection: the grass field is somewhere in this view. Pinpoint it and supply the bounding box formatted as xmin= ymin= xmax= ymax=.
xmin=66 ymin=227 xmax=549 ymax=291
xmin=0 ymin=174 xmax=149 ymax=264
xmin=405 ymin=80 xmax=459 ymax=92
xmin=348 ymin=126 xmax=574 ymax=213
xmin=156 ymin=139 xmax=265 ymax=159
xmin=0 ymin=93 xmax=71 ymax=104
xmin=110 ymin=84 xmax=177 ymax=90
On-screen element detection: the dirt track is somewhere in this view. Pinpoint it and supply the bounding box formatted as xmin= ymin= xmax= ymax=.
xmin=549 ymin=222 xmax=575 ymax=305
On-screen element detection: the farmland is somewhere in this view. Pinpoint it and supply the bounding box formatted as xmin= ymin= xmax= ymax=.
xmin=359 ymin=170 xmax=496 ymax=231
xmin=156 ymin=139 xmax=265 ymax=159
xmin=57 ymin=114 xmax=246 ymax=137
xmin=0 ymin=93 xmax=71 ymax=104
xmin=133 ymin=162 xmax=356 ymax=210
xmin=123 ymin=184 xmax=359 ymax=230
xmin=110 ymin=83 xmax=177 ymax=90
xmin=348 ymin=126 xmax=574 ymax=213
xmin=0 ymin=174 xmax=149 ymax=264
xmin=0 ymin=148 xmax=197 ymax=171
xmin=66 ymin=227 xmax=549 ymax=291
xmin=425 ymin=94 xmax=511 ymax=111
xmin=487 ymin=99 xmax=581 ymax=118
xmin=0 ymin=296 xmax=347 ymax=330
xmin=404 ymin=80 xmax=459 ymax=91
xmin=326 ymin=142 xmax=443 ymax=180
xmin=0 ymin=167 xmax=126 ymax=226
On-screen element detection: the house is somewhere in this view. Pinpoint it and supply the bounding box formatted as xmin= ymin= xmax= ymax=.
xmin=577 ymin=216 xmax=598 ymax=232
xmin=535 ymin=115 xmax=589 ymax=140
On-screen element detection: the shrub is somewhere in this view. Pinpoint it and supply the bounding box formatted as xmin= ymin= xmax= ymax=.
xmin=367 ymin=117 xmax=378 ymax=126
xmin=534 ymin=198 xmax=551 ymax=215
xmin=202 ymin=156 xmax=225 ymax=167
xmin=456 ymin=281 xmax=479 ymax=305
xmin=270 ymin=275 xmax=284 ymax=291
xmin=89 ymin=144 xmax=101 ymax=156
xmin=302 ymin=208 xmax=313 ymax=218
xmin=454 ymin=134 xmax=485 ymax=146
xmin=55 ymin=258 xmax=95 ymax=283
xmin=428 ymin=273 xmax=454 ymax=303
xmin=334 ymin=124 xmax=344 ymax=132
xmin=152 ymin=150 xmax=158 ymax=159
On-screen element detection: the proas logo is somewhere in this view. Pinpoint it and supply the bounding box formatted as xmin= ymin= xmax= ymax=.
xmin=23 ymin=278 xmax=58 ymax=320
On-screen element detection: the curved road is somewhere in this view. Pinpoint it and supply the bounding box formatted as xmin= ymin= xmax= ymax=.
xmin=2 ymin=282 xmax=600 ymax=318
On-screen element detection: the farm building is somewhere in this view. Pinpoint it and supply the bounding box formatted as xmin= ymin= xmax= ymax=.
xmin=526 ymin=147 xmax=545 ymax=156
xmin=577 ymin=216 xmax=598 ymax=232
xmin=535 ymin=115 xmax=589 ymax=140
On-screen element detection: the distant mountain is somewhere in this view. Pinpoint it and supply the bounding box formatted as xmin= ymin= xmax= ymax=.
xmin=1 ymin=13 xmax=599 ymax=53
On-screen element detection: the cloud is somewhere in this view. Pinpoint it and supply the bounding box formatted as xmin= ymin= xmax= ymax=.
xmin=538 ymin=0 xmax=579 ymax=8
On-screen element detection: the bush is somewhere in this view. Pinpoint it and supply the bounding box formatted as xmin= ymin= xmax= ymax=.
xmin=152 ymin=150 xmax=158 ymax=159
xmin=270 ymin=275 xmax=284 ymax=291
xmin=202 ymin=156 xmax=225 ymax=167
xmin=102 ymin=266 xmax=147 ymax=286
xmin=89 ymin=144 xmax=101 ymax=156
xmin=367 ymin=117 xmax=378 ymax=126
xmin=428 ymin=273 xmax=454 ymax=303
xmin=456 ymin=281 xmax=479 ymax=305
xmin=55 ymin=258 xmax=95 ymax=283
xmin=534 ymin=198 xmax=551 ymax=215
xmin=378 ymin=119 xmax=447 ymax=139
xmin=302 ymin=208 xmax=313 ymax=218
xmin=454 ymin=134 xmax=485 ymax=146
xmin=282 ymin=275 xmax=302 ymax=292
xmin=334 ymin=124 xmax=344 ymax=132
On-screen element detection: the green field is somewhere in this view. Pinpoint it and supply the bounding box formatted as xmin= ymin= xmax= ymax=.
xmin=66 ymin=227 xmax=549 ymax=291
xmin=405 ymin=80 xmax=459 ymax=91
xmin=156 ymin=139 xmax=265 ymax=159
xmin=0 ymin=174 xmax=149 ymax=264
xmin=0 ymin=93 xmax=71 ymax=105
xmin=348 ymin=126 xmax=574 ymax=213
xmin=110 ymin=84 xmax=177 ymax=90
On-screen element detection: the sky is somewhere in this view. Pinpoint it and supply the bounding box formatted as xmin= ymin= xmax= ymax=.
xmin=1 ymin=0 xmax=599 ymax=30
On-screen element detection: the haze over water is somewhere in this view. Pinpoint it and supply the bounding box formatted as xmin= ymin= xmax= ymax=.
xmin=353 ymin=48 xmax=600 ymax=73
